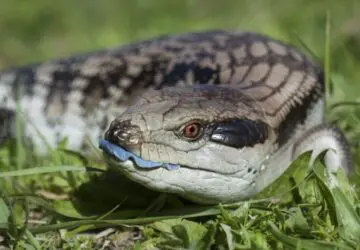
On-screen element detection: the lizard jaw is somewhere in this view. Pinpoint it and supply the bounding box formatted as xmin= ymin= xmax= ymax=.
xmin=99 ymin=139 xmax=180 ymax=171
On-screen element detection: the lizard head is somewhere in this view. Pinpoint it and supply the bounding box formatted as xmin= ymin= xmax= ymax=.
xmin=100 ymin=85 xmax=279 ymax=204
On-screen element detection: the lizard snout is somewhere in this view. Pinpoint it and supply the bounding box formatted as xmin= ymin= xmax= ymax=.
xmin=104 ymin=119 xmax=142 ymax=152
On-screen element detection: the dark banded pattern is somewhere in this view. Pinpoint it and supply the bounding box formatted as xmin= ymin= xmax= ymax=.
xmin=1 ymin=29 xmax=344 ymax=204
xmin=1 ymin=30 xmax=323 ymax=129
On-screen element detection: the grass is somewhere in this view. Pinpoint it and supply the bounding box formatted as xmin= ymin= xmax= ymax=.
xmin=1 ymin=0 xmax=360 ymax=249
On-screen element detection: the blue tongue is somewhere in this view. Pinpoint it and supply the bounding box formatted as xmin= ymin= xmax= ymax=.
xmin=99 ymin=139 xmax=180 ymax=171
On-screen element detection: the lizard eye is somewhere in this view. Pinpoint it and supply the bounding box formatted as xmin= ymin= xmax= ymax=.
xmin=182 ymin=121 xmax=203 ymax=140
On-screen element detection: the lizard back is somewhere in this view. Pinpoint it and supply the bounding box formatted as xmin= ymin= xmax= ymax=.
xmin=0 ymin=30 xmax=323 ymax=153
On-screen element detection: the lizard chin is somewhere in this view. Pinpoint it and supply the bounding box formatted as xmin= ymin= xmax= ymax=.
xmin=98 ymin=139 xmax=260 ymax=204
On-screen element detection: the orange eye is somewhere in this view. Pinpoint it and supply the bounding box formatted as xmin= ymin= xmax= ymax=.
xmin=182 ymin=122 xmax=202 ymax=140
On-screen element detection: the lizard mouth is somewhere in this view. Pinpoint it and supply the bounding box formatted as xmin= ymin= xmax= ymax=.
xmin=99 ymin=139 xmax=180 ymax=171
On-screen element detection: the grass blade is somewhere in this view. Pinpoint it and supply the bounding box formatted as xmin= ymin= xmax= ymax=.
xmin=0 ymin=165 xmax=86 ymax=178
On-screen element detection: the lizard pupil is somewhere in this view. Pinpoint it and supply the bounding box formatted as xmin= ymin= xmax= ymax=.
xmin=183 ymin=122 xmax=201 ymax=139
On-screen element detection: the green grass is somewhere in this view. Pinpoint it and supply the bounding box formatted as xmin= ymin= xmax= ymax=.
xmin=1 ymin=0 xmax=360 ymax=249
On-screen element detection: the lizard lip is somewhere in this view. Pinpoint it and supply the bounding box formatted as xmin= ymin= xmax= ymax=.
xmin=99 ymin=139 xmax=180 ymax=171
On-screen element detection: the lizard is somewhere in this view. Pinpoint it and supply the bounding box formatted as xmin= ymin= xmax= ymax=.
xmin=0 ymin=30 xmax=353 ymax=204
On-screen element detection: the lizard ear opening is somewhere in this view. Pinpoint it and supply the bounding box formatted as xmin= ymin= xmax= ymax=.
xmin=210 ymin=118 xmax=269 ymax=148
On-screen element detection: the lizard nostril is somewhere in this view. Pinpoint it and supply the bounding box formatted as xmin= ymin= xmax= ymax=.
xmin=105 ymin=127 xmax=127 ymax=144
xmin=104 ymin=120 xmax=142 ymax=150
xmin=114 ymin=130 xmax=128 ymax=140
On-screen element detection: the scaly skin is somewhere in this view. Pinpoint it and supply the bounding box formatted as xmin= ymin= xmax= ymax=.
xmin=0 ymin=30 xmax=322 ymax=152
xmin=0 ymin=30 xmax=351 ymax=203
